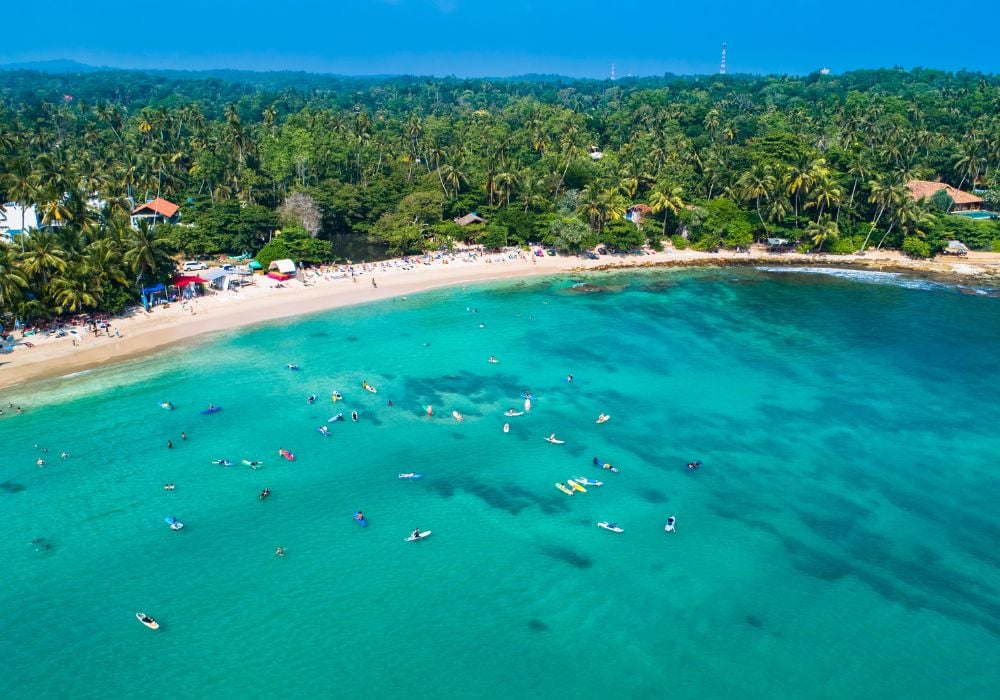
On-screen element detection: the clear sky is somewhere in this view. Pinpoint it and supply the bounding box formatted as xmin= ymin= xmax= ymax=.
xmin=3 ymin=0 xmax=998 ymax=77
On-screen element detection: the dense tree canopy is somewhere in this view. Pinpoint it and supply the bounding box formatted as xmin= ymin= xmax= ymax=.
xmin=2 ymin=66 xmax=1000 ymax=320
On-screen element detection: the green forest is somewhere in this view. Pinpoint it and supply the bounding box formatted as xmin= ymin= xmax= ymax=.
xmin=2 ymin=66 xmax=1000 ymax=320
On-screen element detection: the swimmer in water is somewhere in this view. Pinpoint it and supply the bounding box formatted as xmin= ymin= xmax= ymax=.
xmin=61 ymin=451 xmax=69 ymax=459
xmin=275 ymin=547 xmax=285 ymax=556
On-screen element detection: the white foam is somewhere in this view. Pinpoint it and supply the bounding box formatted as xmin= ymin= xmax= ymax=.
xmin=755 ymin=266 xmax=949 ymax=292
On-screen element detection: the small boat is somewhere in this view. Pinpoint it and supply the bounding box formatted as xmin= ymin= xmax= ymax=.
xmin=596 ymin=414 xmax=610 ymax=424
xmin=544 ymin=435 xmax=564 ymax=444
xmin=307 ymin=395 xmax=317 ymax=404
xmin=452 ymin=411 xmax=464 ymax=422
xmin=555 ymin=483 xmax=574 ymax=495
xmin=278 ymin=449 xmax=295 ymax=461
xmin=200 ymin=406 xmax=222 ymax=415
xmin=316 ymin=426 xmax=331 ymax=436
xmin=242 ymin=459 xmax=263 ymax=469
xmin=136 ymin=612 xmax=159 ymax=630
xmin=405 ymin=530 xmax=431 ymax=541
xmin=398 ymin=473 xmax=423 ymax=480
xmin=331 ymin=391 xmax=343 ymax=402
xmin=163 ymin=483 xmax=175 ymax=491
xmin=504 ymin=410 xmax=524 ymax=417
xmin=164 ymin=516 xmax=184 ymax=530
xmin=597 ymin=521 xmax=623 ymax=533
xmin=664 ymin=516 xmax=676 ymax=533
xmin=354 ymin=512 xmax=368 ymax=527
xmin=211 ymin=459 xmax=235 ymax=466
xmin=503 ymin=423 xmax=510 ymax=433
xmin=259 ymin=487 xmax=271 ymax=500
xmin=159 ymin=402 xmax=174 ymax=410
xmin=574 ymin=477 xmax=603 ymax=487
xmin=568 ymin=480 xmax=586 ymax=493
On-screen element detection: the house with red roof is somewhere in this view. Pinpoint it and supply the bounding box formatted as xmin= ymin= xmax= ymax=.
xmin=130 ymin=197 xmax=179 ymax=229
xmin=905 ymin=180 xmax=984 ymax=212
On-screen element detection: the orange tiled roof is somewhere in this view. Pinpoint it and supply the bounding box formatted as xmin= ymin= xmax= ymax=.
xmin=905 ymin=180 xmax=982 ymax=205
xmin=131 ymin=197 xmax=179 ymax=218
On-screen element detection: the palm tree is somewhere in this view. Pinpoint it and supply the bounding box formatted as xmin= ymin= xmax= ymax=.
xmin=737 ymin=164 xmax=775 ymax=234
xmin=806 ymin=216 xmax=839 ymax=252
xmin=0 ymin=244 xmax=29 ymax=309
xmin=2 ymin=156 xmax=39 ymax=252
xmin=806 ymin=176 xmax=842 ymax=221
xmin=123 ymin=222 xmax=173 ymax=289
xmin=51 ymin=264 xmax=100 ymax=314
xmin=648 ymin=184 xmax=685 ymax=237
xmin=20 ymin=229 xmax=68 ymax=290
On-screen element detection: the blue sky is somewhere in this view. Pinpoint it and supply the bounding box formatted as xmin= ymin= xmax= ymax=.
xmin=4 ymin=0 xmax=998 ymax=77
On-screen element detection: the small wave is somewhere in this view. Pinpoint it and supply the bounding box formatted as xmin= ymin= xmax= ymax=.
xmin=755 ymin=266 xmax=952 ymax=292
xmin=59 ymin=370 xmax=93 ymax=379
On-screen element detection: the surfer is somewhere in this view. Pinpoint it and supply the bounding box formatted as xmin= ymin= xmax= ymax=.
xmin=287 ymin=364 xmax=299 ymax=370
xmin=356 ymin=511 xmax=365 ymax=521
xmin=687 ymin=460 xmax=702 ymax=470
xmin=259 ymin=487 xmax=271 ymax=500
xmin=181 ymin=432 xmax=187 ymax=441
xmin=567 ymin=374 xmax=573 ymax=382
xmin=352 ymin=410 xmax=359 ymax=422
xmin=61 ymin=451 xmax=69 ymax=459
xmin=275 ymin=547 xmax=285 ymax=556
xmin=593 ymin=456 xmax=600 ymax=465
xmin=208 ymin=403 xmax=215 ymax=411
xmin=489 ymin=356 xmax=498 ymax=363
xmin=426 ymin=405 xmax=433 ymax=416
xmin=307 ymin=395 xmax=317 ymax=404
xmin=411 ymin=528 xmax=421 ymax=540
xmin=167 ymin=440 xmax=173 ymax=449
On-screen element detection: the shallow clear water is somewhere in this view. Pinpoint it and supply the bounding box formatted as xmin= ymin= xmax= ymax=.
xmin=2 ymin=267 xmax=998 ymax=699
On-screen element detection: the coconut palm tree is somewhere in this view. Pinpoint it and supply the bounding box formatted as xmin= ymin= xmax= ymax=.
xmin=648 ymin=184 xmax=686 ymax=238
xmin=806 ymin=216 xmax=839 ymax=252
xmin=19 ymin=229 xmax=68 ymax=289
xmin=0 ymin=244 xmax=29 ymax=309
xmin=123 ymin=222 xmax=173 ymax=289
xmin=737 ymin=164 xmax=775 ymax=234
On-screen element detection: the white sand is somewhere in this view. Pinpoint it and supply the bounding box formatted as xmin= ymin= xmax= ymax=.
xmin=2 ymin=246 xmax=997 ymax=391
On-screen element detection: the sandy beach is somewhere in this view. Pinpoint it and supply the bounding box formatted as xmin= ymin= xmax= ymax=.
xmin=2 ymin=246 xmax=998 ymax=392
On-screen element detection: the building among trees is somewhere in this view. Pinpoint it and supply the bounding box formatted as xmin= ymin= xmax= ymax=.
xmin=130 ymin=197 xmax=180 ymax=229
xmin=905 ymin=180 xmax=984 ymax=212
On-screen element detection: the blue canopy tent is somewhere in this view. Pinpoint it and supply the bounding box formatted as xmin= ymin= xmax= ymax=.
xmin=140 ymin=283 xmax=167 ymax=312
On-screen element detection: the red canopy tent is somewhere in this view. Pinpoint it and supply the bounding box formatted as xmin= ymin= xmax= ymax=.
xmin=172 ymin=275 xmax=208 ymax=287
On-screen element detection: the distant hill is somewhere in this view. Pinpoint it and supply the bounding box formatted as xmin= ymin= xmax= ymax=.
xmin=0 ymin=59 xmax=116 ymax=73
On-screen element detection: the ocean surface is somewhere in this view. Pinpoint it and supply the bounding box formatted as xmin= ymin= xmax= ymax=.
xmin=1 ymin=267 xmax=998 ymax=699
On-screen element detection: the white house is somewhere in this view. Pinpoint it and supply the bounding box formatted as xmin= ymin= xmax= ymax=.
xmin=0 ymin=202 xmax=39 ymax=243
xmin=130 ymin=197 xmax=180 ymax=229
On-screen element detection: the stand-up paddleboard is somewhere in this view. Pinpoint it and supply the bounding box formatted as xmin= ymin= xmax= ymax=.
xmin=544 ymin=435 xmax=564 ymax=444
xmin=568 ymin=480 xmax=586 ymax=493
xmin=452 ymin=411 xmax=464 ymax=422
xmin=398 ymin=473 xmax=423 ymax=480
xmin=201 ymin=406 xmax=222 ymax=415
xmin=664 ymin=516 xmax=676 ymax=533
xmin=555 ymin=483 xmax=574 ymax=495
xmin=405 ymin=530 xmax=431 ymax=541
xmin=503 ymin=423 xmax=510 ymax=433
xmin=597 ymin=521 xmax=623 ymax=533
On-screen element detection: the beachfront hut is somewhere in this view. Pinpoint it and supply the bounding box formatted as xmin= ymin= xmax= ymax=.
xmin=766 ymin=237 xmax=794 ymax=252
xmin=130 ymin=198 xmax=180 ymax=229
xmin=454 ymin=213 xmax=486 ymax=226
xmin=626 ymin=204 xmax=652 ymax=227
xmin=943 ymin=240 xmax=970 ymax=256
xmin=905 ymin=180 xmax=984 ymax=212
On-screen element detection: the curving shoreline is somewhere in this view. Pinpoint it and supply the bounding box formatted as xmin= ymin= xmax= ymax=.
xmin=2 ymin=247 xmax=998 ymax=393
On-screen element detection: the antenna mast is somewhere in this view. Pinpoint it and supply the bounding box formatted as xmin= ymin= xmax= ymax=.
xmin=720 ymin=43 xmax=727 ymax=75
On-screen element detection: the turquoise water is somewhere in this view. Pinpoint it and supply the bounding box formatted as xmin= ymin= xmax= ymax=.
xmin=954 ymin=210 xmax=995 ymax=220
xmin=2 ymin=267 xmax=998 ymax=699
